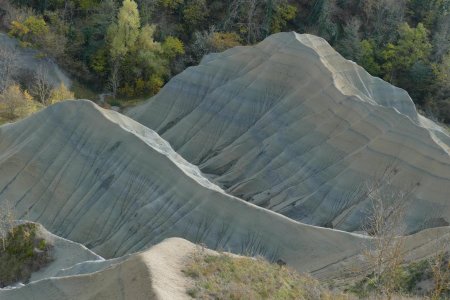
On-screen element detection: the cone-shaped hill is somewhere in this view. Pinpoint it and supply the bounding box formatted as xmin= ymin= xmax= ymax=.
xmin=128 ymin=32 xmax=450 ymax=233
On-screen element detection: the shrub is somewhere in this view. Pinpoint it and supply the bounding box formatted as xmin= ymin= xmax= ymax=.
xmin=0 ymin=223 xmax=53 ymax=288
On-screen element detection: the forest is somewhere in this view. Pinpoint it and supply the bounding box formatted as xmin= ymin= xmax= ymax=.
xmin=0 ymin=0 xmax=449 ymax=122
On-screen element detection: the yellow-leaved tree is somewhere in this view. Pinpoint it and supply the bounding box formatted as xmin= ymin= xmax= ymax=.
xmin=47 ymin=83 xmax=75 ymax=105
xmin=0 ymin=84 xmax=41 ymax=120
xmin=107 ymin=0 xmax=141 ymax=97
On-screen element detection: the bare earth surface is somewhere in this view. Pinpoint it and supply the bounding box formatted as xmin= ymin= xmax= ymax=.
xmin=128 ymin=32 xmax=450 ymax=233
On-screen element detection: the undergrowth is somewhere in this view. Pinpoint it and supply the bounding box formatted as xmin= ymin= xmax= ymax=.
xmin=0 ymin=223 xmax=53 ymax=287
xmin=349 ymin=255 xmax=450 ymax=299
xmin=183 ymin=251 xmax=350 ymax=300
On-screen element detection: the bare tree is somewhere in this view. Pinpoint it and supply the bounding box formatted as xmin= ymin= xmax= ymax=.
xmin=31 ymin=64 xmax=52 ymax=105
xmin=0 ymin=44 xmax=19 ymax=92
xmin=108 ymin=59 xmax=121 ymax=99
xmin=361 ymin=0 xmax=407 ymax=43
xmin=361 ymin=165 xmax=412 ymax=299
xmin=432 ymin=15 xmax=450 ymax=61
xmin=363 ymin=193 xmax=407 ymax=299
xmin=222 ymin=0 xmax=270 ymax=44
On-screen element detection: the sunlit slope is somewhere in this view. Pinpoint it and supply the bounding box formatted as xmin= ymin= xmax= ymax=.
xmin=128 ymin=32 xmax=450 ymax=232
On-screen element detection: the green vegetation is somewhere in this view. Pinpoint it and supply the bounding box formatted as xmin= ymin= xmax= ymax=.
xmin=1 ymin=0 xmax=448 ymax=121
xmin=0 ymin=223 xmax=53 ymax=288
xmin=183 ymin=251 xmax=349 ymax=300
xmin=0 ymin=84 xmax=43 ymax=123
xmin=349 ymin=255 xmax=450 ymax=299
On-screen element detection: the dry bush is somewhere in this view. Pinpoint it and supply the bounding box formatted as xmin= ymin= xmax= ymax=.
xmin=356 ymin=165 xmax=413 ymax=299
xmin=0 ymin=199 xmax=15 ymax=251
xmin=0 ymin=223 xmax=53 ymax=287
xmin=48 ymin=82 xmax=74 ymax=105
xmin=429 ymin=238 xmax=450 ymax=300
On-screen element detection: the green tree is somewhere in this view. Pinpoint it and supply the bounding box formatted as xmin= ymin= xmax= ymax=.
xmin=9 ymin=16 xmax=49 ymax=48
xmin=270 ymin=3 xmax=297 ymax=33
xmin=158 ymin=0 xmax=184 ymax=10
xmin=107 ymin=0 xmax=141 ymax=96
xmin=0 ymin=84 xmax=39 ymax=119
xmin=108 ymin=0 xmax=140 ymax=60
xmin=183 ymin=0 xmax=208 ymax=29
xmin=162 ymin=36 xmax=185 ymax=59
xmin=359 ymin=39 xmax=381 ymax=76
xmin=381 ymin=23 xmax=432 ymax=82
xmin=48 ymin=83 xmax=75 ymax=105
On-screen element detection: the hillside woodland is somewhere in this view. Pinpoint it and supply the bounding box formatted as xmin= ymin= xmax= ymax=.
xmin=0 ymin=0 xmax=449 ymax=122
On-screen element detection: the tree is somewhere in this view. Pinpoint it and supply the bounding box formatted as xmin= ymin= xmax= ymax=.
xmin=0 ymin=44 xmax=18 ymax=92
xmin=357 ymin=39 xmax=381 ymax=76
xmin=108 ymin=60 xmax=121 ymax=98
xmin=9 ymin=15 xmax=50 ymax=48
xmin=0 ymin=199 xmax=14 ymax=251
xmin=362 ymin=166 xmax=411 ymax=299
xmin=108 ymin=0 xmax=140 ymax=59
xmin=48 ymin=83 xmax=74 ymax=105
xmin=381 ymin=23 xmax=432 ymax=82
xmin=315 ymin=0 xmax=338 ymax=43
xmin=336 ymin=18 xmax=362 ymax=62
xmin=135 ymin=0 xmax=156 ymax=24
xmin=361 ymin=0 xmax=407 ymax=44
xmin=30 ymin=65 xmax=52 ymax=105
xmin=0 ymin=84 xmax=35 ymax=119
xmin=162 ymin=36 xmax=185 ymax=59
xmin=189 ymin=29 xmax=241 ymax=64
xmin=428 ymin=237 xmax=450 ymax=300
xmin=158 ymin=0 xmax=184 ymax=10
xmin=107 ymin=0 xmax=141 ymax=97
xmin=222 ymin=0 xmax=265 ymax=44
xmin=431 ymin=14 xmax=450 ymax=62
xmin=270 ymin=2 xmax=297 ymax=33
xmin=183 ymin=0 xmax=208 ymax=29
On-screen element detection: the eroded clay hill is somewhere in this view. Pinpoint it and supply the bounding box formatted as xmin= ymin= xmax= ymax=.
xmin=0 ymin=100 xmax=370 ymax=273
xmin=128 ymin=32 xmax=450 ymax=233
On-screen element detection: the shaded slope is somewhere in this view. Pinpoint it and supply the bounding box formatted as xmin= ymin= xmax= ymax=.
xmin=128 ymin=32 xmax=450 ymax=232
xmin=0 ymin=100 xmax=368 ymax=273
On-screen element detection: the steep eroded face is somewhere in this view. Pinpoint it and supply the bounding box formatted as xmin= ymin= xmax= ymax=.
xmin=128 ymin=32 xmax=450 ymax=233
